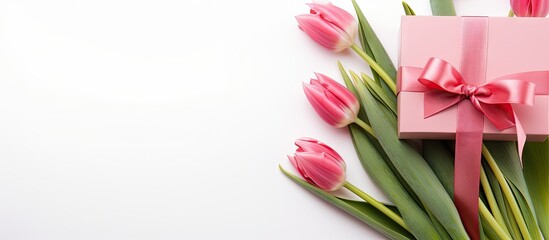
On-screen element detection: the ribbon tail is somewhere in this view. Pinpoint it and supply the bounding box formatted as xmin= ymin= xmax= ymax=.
xmin=454 ymin=132 xmax=482 ymax=240
xmin=515 ymin=112 xmax=526 ymax=167
xmin=454 ymin=101 xmax=484 ymax=240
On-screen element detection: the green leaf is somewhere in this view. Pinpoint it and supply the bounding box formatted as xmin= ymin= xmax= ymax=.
xmin=429 ymin=0 xmax=456 ymax=16
xmin=337 ymin=197 xmax=400 ymax=216
xmin=422 ymin=140 xmax=455 ymax=196
xmin=510 ymin=183 xmax=542 ymax=240
xmin=484 ymin=161 xmax=521 ymax=240
xmin=361 ymin=73 xmax=397 ymax=116
xmin=504 ymin=197 xmax=523 ymax=240
xmin=349 ymin=71 xmax=397 ymax=122
xmin=505 ymin=201 xmax=522 ymax=239
xmin=279 ymin=166 xmax=414 ymax=240
xmin=523 ymin=140 xmax=549 ymax=239
xmin=341 ymin=63 xmax=422 ymax=208
xmin=351 ymin=0 xmax=396 ymax=80
xmin=357 ymin=24 xmax=381 ymax=86
xmin=339 ymin=61 xmax=369 ymax=122
xmin=402 ymin=1 xmax=416 ymax=16
xmin=480 ymin=206 xmax=499 ymax=240
xmin=348 ymin=124 xmax=439 ymax=239
xmin=354 ymin=81 xmax=468 ymax=239
xmin=484 ymin=141 xmax=542 ymax=240
xmin=351 ymin=0 xmax=397 ymax=98
xmin=419 ymin=141 xmax=454 ymax=240
xmin=425 ymin=207 xmax=452 ymax=240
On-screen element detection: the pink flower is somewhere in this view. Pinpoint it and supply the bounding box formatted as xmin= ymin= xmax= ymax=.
xmin=296 ymin=3 xmax=358 ymax=52
xmin=288 ymin=138 xmax=346 ymax=191
xmin=303 ymin=73 xmax=360 ymax=128
xmin=511 ymin=0 xmax=549 ymax=17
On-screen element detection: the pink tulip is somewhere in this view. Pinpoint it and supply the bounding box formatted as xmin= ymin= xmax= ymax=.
xmin=303 ymin=73 xmax=360 ymax=128
xmin=511 ymin=0 xmax=549 ymax=17
xmin=288 ymin=138 xmax=346 ymax=191
xmin=296 ymin=3 xmax=358 ymax=52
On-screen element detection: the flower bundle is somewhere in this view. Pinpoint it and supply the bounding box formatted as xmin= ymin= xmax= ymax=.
xmin=280 ymin=1 xmax=549 ymax=240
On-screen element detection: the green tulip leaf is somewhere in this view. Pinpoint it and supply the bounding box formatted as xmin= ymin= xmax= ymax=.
xmin=361 ymin=73 xmax=397 ymax=116
xmin=510 ymin=184 xmax=542 ymax=240
xmin=348 ymin=124 xmax=440 ymax=240
xmin=357 ymin=24 xmax=381 ymax=87
xmin=337 ymin=197 xmax=400 ymax=217
xmin=425 ymin=207 xmax=452 ymax=240
xmin=351 ymin=0 xmax=397 ymax=98
xmin=429 ymin=0 xmax=456 ymax=16
xmin=483 ymin=161 xmax=521 ymax=240
xmin=484 ymin=141 xmax=542 ymax=240
xmin=422 ymin=140 xmax=455 ymax=196
xmin=339 ymin=62 xmax=421 ymax=207
xmin=353 ymin=80 xmax=468 ymax=239
xmin=480 ymin=204 xmax=500 ymax=240
xmin=279 ymin=166 xmax=414 ymax=240
xmin=523 ymin=139 xmax=549 ymax=239
xmin=505 ymin=197 xmax=523 ymax=240
xmin=402 ymin=1 xmax=416 ymax=16
xmin=338 ymin=61 xmax=370 ymax=122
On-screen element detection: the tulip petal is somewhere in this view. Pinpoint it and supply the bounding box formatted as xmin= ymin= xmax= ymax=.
xmin=288 ymin=155 xmax=314 ymax=185
xmin=294 ymin=152 xmax=346 ymax=191
xmin=315 ymin=72 xmax=360 ymax=116
xmin=296 ymin=2 xmax=357 ymax=52
xmin=511 ymin=0 xmax=532 ymax=16
xmin=288 ymin=138 xmax=347 ymax=192
xmin=295 ymin=138 xmax=345 ymax=168
xmin=303 ymin=82 xmax=351 ymax=127
xmin=296 ymin=14 xmax=343 ymax=52
xmin=307 ymin=3 xmax=357 ymax=40
xmin=531 ymin=0 xmax=549 ymax=16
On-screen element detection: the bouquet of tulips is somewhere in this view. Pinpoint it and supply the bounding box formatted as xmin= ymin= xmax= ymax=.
xmin=280 ymin=1 xmax=549 ymax=240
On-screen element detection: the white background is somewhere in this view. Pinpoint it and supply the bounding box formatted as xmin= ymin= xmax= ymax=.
xmin=0 ymin=0 xmax=510 ymax=239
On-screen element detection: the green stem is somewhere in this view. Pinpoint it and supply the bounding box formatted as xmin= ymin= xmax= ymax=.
xmin=505 ymin=197 xmax=523 ymax=240
xmin=480 ymin=166 xmax=510 ymax=234
xmin=508 ymin=9 xmax=515 ymax=17
xmin=482 ymin=144 xmax=531 ymax=240
xmin=354 ymin=118 xmax=376 ymax=138
xmin=350 ymin=44 xmax=397 ymax=95
xmin=479 ymin=201 xmax=512 ymax=240
xmin=344 ymin=181 xmax=409 ymax=231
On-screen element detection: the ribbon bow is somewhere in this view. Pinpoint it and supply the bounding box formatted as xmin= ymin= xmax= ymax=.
xmin=419 ymin=58 xmax=536 ymax=153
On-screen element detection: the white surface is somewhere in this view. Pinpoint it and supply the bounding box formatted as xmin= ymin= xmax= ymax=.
xmin=0 ymin=0 xmax=510 ymax=239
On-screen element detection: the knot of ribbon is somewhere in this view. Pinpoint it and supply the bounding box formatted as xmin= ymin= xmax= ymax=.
xmin=461 ymin=84 xmax=480 ymax=98
xmin=418 ymin=57 xmax=536 ymax=131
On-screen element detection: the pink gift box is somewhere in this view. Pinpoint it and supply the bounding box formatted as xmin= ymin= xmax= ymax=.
xmin=397 ymin=16 xmax=549 ymax=141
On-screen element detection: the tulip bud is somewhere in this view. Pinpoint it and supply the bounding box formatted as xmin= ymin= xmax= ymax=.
xmin=288 ymin=138 xmax=346 ymax=191
xmin=296 ymin=3 xmax=358 ymax=52
xmin=511 ymin=0 xmax=549 ymax=17
xmin=303 ymin=73 xmax=360 ymax=128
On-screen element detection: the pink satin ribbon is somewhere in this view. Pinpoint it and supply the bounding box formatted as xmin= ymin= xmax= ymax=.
xmin=398 ymin=17 xmax=548 ymax=240
xmin=419 ymin=57 xmax=535 ymax=148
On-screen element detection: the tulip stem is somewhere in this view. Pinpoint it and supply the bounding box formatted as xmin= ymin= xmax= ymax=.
xmin=482 ymin=144 xmax=532 ymax=240
xmin=354 ymin=118 xmax=376 ymax=138
xmin=350 ymin=44 xmax=397 ymax=95
xmin=480 ymin=165 xmax=509 ymax=234
xmin=508 ymin=9 xmax=514 ymax=17
xmin=343 ymin=181 xmax=409 ymax=231
xmin=479 ymin=201 xmax=512 ymax=240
